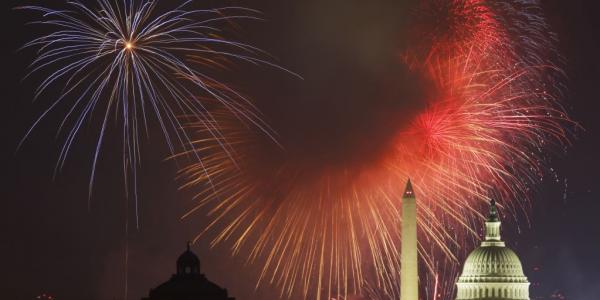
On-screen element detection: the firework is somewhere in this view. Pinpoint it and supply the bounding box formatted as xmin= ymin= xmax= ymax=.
xmin=178 ymin=0 xmax=572 ymax=299
xmin=16 ymin=0 xmax=294 ymax=223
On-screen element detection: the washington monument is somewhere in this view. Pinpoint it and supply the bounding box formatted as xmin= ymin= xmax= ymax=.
xmin=401 ymin=179 xmax=418 ymax=300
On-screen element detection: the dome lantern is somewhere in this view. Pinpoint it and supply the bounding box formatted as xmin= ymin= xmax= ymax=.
xmin=483 ymin=199 xmax=503 ymax=246
xmin=176 ymin=242 xmax=201 ymax=275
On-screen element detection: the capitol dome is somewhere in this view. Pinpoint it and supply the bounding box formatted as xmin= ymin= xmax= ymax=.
xmin=455 ymin=200 xmax=530 ymax=300
xmin=460 ymin=246 xmax=527 ymax=280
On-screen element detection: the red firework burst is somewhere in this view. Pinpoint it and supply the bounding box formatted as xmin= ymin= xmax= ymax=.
xmin=176 ymin=1 xmax=573 ymax=299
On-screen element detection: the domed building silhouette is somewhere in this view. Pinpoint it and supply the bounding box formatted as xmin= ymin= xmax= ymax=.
xmin=455 ymin=200 xmax=530 ymax=300
xmin=142 ymin=243 xmax=235 ymax=300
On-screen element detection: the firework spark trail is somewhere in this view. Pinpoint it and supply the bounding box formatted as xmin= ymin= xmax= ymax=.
xmin=177 ymin=0 xmax=573 ymax=299
xmin=16 ymin=0 xmax=297 ymax=226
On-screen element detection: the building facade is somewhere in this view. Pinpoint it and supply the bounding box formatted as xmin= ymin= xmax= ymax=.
xmin=455 ymin=200 xmax=530 ymax=300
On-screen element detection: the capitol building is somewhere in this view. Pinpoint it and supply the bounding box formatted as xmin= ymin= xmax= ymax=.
xmin=454 ymin=199 xmax=531 ymax=300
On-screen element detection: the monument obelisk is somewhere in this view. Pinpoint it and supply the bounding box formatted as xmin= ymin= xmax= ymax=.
xmin=401 ymin=179 xmax=418 ymax=300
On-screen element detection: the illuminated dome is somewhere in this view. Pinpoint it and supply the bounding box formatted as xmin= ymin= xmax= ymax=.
xmin=455 ymin=200 xmax=530 ymax=300
xmin=461 ymin=246 xmax=526 ymax=280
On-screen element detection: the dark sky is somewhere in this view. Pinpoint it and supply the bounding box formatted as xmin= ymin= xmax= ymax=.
xmin=2 ymin=1 xmax=599 ymax=300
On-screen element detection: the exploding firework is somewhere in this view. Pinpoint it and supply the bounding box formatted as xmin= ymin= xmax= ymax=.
xmin=16 ymin=0 xmax=293 ymax=223
xmin=178 ymin=0 xmax=572 ymax=299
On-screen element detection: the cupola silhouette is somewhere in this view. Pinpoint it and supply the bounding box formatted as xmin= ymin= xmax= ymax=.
xmin=142 ymin=242 xmax=235 ymax=300
xmin=177 ymin=242 xmax=200 ymax=275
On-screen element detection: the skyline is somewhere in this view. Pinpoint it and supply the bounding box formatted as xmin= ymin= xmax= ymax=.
xmin=2 ymin=0 xmax=600 ymax=299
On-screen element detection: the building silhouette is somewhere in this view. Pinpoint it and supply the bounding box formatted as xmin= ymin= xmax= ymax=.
xmin=142 ymin=243 xmax=235 ymax=300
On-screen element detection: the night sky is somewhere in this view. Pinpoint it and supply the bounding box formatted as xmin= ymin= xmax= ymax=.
xmin=2 ymin=1 xmax=600 ymax=299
